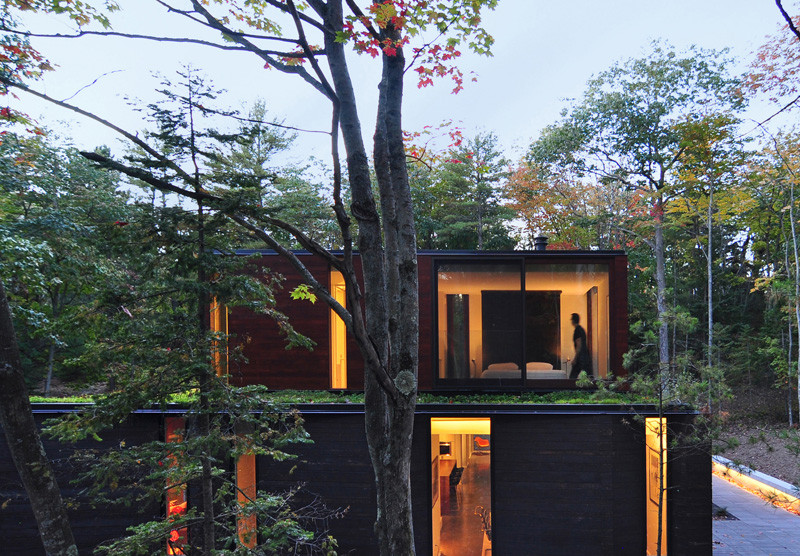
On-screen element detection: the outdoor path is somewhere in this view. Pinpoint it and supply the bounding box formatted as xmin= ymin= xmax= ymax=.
xmin=713 ymin=474 xmax=800 ymax=555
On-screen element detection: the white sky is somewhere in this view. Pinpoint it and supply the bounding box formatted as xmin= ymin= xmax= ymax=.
xmin=11 ymin=0 xmax=791 ymax=165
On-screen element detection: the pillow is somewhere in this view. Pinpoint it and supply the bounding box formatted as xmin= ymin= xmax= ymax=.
xmin=487 ymin=362 xmax=519 ymax=371
xmin=526 ymin=362 xmax=554 ymax=371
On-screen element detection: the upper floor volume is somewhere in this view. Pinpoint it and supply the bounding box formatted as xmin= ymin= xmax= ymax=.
xmin=217 ymin=247 xmax=628 ymax=392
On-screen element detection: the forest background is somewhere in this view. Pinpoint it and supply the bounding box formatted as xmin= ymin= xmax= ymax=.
xmin=4 ymin=0 xmax=800 ymax=553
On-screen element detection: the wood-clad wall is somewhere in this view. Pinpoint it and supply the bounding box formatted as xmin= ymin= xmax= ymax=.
xmin=227 ymin=251 xmax=629 ymax=390
xmin=1 ymin=407 xmax=708 ymax=555
xmin=490 ymin=414 xmax=644 ymax=554
xmin=227 ymin=254 xmax=331 ymax=389
xmin=611 ymin=253 xmax=629 ymax=374
xmin=0 ymin=413 xmax=161 ymax=555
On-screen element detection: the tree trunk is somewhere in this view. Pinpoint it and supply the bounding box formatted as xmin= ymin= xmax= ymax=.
xmin=707 ymin=181 xmax=714 ymax=412
xmin=789 ymin=177 xmax=800 ymax=419
xmin=325 ymin=3 xmax=418 ymax=553
xmin=0 ymin=280 xmax=77 ymax=556
xmin=654 ymin=196 xmax=670 ymax=388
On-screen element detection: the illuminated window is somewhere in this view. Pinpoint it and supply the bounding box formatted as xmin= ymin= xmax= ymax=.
xmin=430 ymin=418 xmax=492 ymax=556
xmin=236 ymin=452 xmax=257 ymax=548
xmin=330 ymin=271 xmax=347 ymax=389
xmin=210 ymin=298 xmax=228 ymax=378
xmin=435 ymin=260 xmax=611 ymax=384
xmin=165 ymin=417 xmax=188 ymax=555
xmin=646 ymin=417 xmax=667 ymax=556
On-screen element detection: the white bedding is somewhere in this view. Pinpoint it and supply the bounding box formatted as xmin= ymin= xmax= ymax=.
xmin=480 ymin=362 xmax=567 ymax=380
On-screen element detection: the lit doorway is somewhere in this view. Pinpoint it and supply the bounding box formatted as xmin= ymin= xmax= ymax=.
xmin=431 ymin=418 xmax=492 ymax=556
xmin=645 ymin=417 xmax=667 ymax=555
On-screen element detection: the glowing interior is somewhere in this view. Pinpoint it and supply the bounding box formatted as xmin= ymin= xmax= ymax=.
xmin=645 ymin=417 xmax=667 ymax=556
xmin=436 ymin=262 xmax=610 ymax=380
xmin=209 ymin=297 xmax=228 ymax=378
xmin=330 ymin=270 xmax=348 ymax=389
xmin=431 ymin=418 xmax=492 ymax=555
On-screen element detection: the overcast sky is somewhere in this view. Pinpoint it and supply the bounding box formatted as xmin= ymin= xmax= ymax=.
xmin=12 ymin=1 xmax=791 ymax=164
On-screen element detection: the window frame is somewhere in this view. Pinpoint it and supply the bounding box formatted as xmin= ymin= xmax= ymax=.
xmin=431 ymin=253 xmax=619 ymax=390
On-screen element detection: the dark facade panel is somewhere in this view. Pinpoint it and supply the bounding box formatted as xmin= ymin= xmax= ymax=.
xmin=2 ymin=405 xmax=707 ymax=555
xmin=668 ymin=416 xmax=713 ymax=556
xmin=0 ymin=412 xmax=161 ymax=556
xmin=228 ymin=254 xmax=331 ymax=389
xmin=491 ymin=414 xmax=616 ymax=555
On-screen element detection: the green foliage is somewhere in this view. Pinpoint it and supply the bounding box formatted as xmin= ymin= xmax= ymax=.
xmin=0 ymin=132 xmax=131 ymax=388
xmin=290 ymin=284 xmax=317 ymax=304
xmin=412 ymin=131 xmax=515 ymax=249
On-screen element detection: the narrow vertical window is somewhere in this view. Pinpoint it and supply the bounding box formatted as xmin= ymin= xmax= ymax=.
xmin=165 ymin=417 xmax=188 ymax=555
xmin=330 ymin=270 xmax=347 ymax=389
xmin=236 ymin=452 xmax=257 ymax=548
xmin=646 ymin=417 xmax=667 ymax=556
xmin=210 ymin=297 xmax=228 ymax=377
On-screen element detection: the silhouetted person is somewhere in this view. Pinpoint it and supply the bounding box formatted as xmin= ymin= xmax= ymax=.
xmin=570 ymin=313 xmax=592 ymax=379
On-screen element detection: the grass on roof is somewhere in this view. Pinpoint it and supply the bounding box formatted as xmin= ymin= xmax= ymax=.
xmin=31 ymin=389 xmax=652 ymax=406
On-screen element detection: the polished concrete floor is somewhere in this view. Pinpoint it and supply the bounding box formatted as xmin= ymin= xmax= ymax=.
xmin=439 ymin=452 xmax=491 ymax=556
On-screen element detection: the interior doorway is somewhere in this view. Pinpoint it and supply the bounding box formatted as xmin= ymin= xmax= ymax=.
xmin=431 ymin=418 xmax=492 ymax=556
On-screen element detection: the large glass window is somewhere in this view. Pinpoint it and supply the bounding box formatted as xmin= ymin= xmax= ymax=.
xmin=525 ymin=264 xmax=610 ymax=379
xmin=436 ymin=262 xmax=523 ymax=381
xmin=330 ymin=270 xmax=347 ymax=389
xmin=435 ymin=260 xmax=611 ymax=383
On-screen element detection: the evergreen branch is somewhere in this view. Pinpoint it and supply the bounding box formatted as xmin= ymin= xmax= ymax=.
xmin=79 ymin=152 xmax=216 ymax=204
xmin=0 ymin=77 xmax=196 ymax=186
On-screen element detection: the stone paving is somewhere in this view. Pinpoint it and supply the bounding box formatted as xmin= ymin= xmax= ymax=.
xmin=713 ymin=474 xmax=800 ymax=555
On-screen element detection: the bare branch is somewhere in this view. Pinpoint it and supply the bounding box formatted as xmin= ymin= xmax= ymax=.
xmin=188 ymin=0 xmax=333 ymax=100
xmin=60 ymin=70 xmax=123 ymax=103
xmin=776 ymin=0 xmax=800 ymax=42
xmin=0 ymin=26 xmax=292 ymax=53
xmin=740 ymin=93 xmax=800 ymax=137
xmin=287 ymin=0 xmax=337 ymax=100
xmin=199 ymin=107 xmax=330 ymax=136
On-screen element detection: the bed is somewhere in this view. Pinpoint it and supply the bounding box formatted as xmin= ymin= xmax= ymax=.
xmin=480 ymin=362 xmax=568 ymax=380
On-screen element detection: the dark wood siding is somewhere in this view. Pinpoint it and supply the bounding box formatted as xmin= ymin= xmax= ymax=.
xmin=228 ymin=254 xmax=331 ymax=389
xmin=668 ymin=416 xmax=712 ymax=555
xmin=256 ymin=413 xmax=377 ymax=551
xmin=491 ymin=414 xmax=617 ymax=555
xmin=2 ymin=406 xmax=707 ymax=555
xmin=418 ymin=255 xmax=434 ymax=391
xmin=345 ymin=256 xmax=365 ymax=390
xmin=611 ymin=254 xmax=629 ymax=375
xmin=0 ymin=412 xmax=161 ymax=555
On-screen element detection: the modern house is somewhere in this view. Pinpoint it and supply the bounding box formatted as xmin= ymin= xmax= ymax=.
xmin=216 ymin=248 xmax=709 ymax=556
xmin=224 ymin=248 xmax=629 ymax=392
xmin=1 ymin=248 xmax=711 ymax=555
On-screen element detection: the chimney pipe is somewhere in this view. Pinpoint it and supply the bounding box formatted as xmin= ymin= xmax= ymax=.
xmin=533 ymin=236 xmax=548 ymax=251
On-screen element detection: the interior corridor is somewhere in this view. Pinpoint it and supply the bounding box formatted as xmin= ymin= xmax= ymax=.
xmin=439 ymin=452 xmax=491 ymax=556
